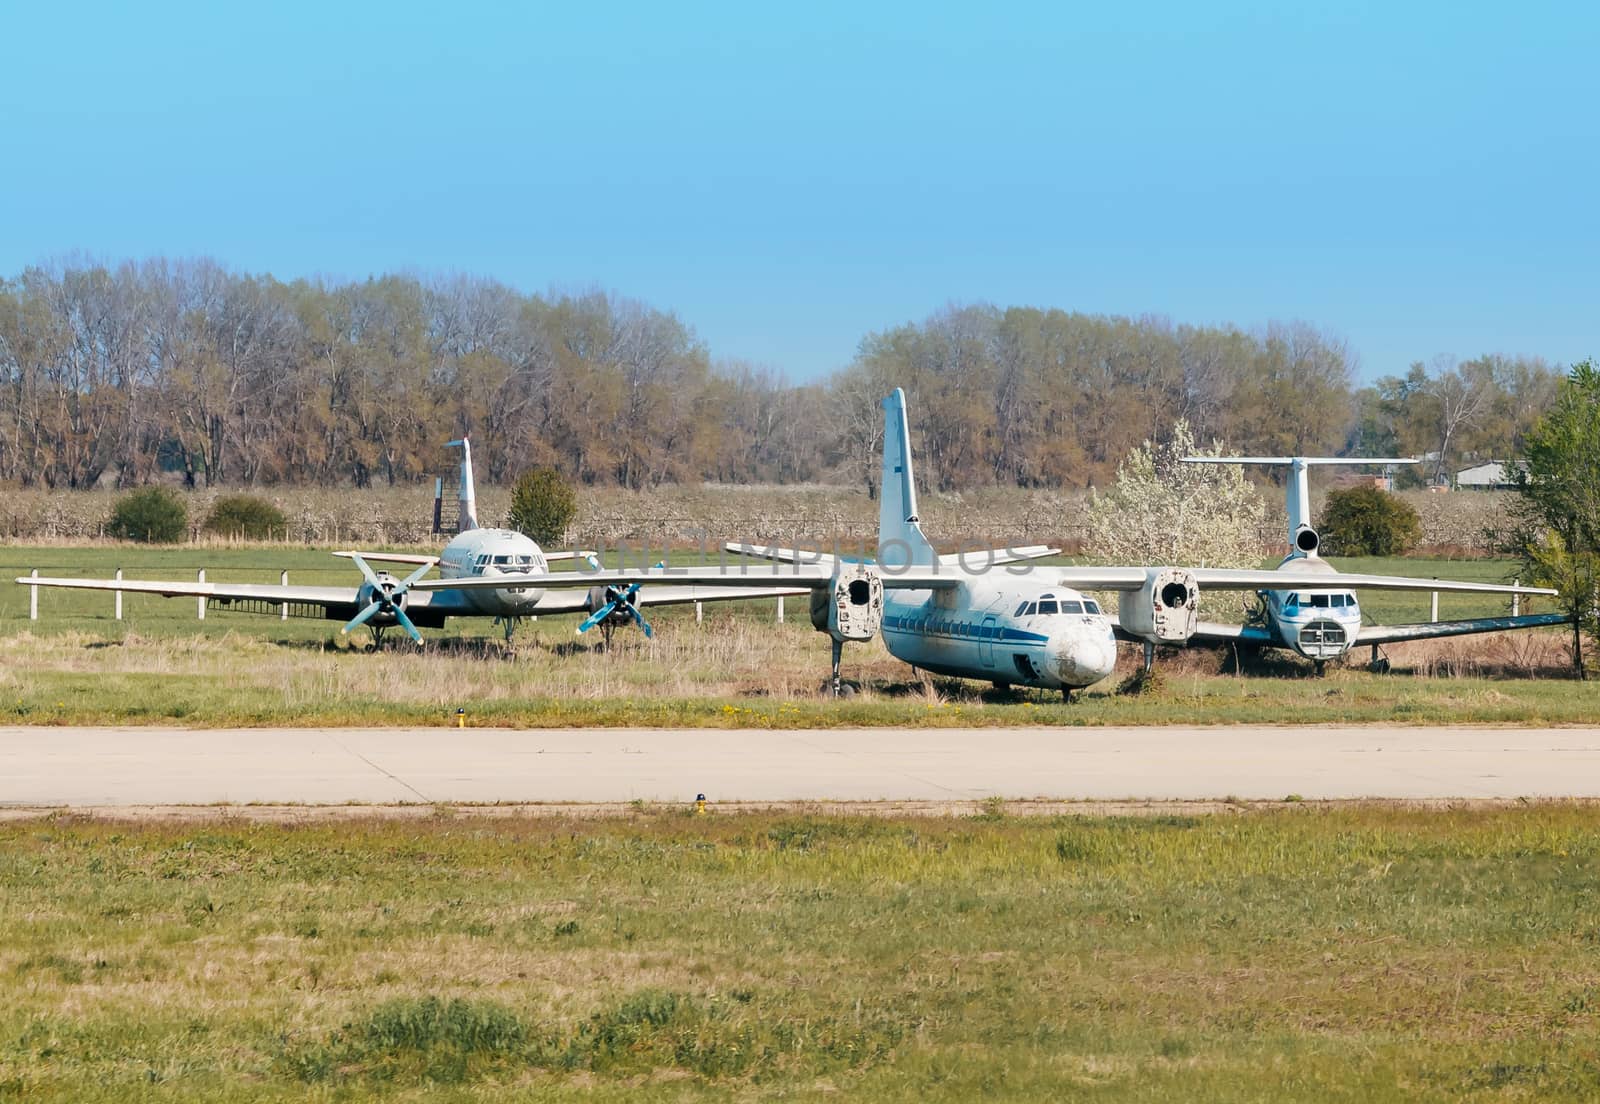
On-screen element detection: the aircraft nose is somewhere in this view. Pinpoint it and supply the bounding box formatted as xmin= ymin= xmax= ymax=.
xmin=1050 ymin=627 xmax=1117 ymax=688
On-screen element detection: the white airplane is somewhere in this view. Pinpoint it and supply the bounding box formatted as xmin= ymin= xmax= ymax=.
xmin=1181 ymin=456 xmax=1570 ymax=671
xmin=14 ymin=439 xmax=806 ymax=645
xmin=419 ymin=390 xmax=1556 ymax=697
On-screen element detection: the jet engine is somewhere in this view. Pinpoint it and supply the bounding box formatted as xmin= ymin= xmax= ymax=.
xmin=1117 ymin=567 xmax=1199 ymax=643
xmin=1293 ymin=524 xmax=1320 ymax=556
xmin=810 ymin=562 xmax=884 ymax=643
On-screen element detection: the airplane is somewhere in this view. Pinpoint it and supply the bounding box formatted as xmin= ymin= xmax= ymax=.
xmin=1180 ymin=456 xmax=1570 ymax=671
xmin=14 ymin=439 xmax=807 ymax=646
xmin=416 ymin=389 xmax=1557 ymax=698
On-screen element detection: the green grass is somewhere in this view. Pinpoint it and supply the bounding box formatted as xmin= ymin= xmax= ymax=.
xmin=1 ymin=545 xmax=1583 ymax=728
xmin=2 ymin=805 xmax=1599 ymax=1100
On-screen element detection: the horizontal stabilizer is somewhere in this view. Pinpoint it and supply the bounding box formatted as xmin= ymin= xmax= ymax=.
xmin=1181 ymin=457 xmax=1419 ymax=467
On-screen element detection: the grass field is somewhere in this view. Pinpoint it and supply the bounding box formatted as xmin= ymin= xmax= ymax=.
xmin=2 ymin=804 xmax=1599 ymax=1101
xmin=1 ymin=546 xmax=1584 ymax=728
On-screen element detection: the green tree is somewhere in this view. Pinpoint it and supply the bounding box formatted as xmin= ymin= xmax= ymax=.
xmin=107 ymin=486 xmax=188 ymax=543
xmin=1513 ymin=359 xmax=1600 ymax=677
xmin=1318 ymin=487 xmax=1422 ymax=556
xmin=203 ymin=495 xmax=288 ymax=540
xmin=508 ymin=467 xmax=577 ymax=547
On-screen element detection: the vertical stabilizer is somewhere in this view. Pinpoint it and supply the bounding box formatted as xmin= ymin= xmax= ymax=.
xmin=877 ymin=389 xmax=937 ymax=569
xmin=445 ymin=438 xmax=480 ymax=532
xmin=1181 ymin=455 xmax=1417 ymax=557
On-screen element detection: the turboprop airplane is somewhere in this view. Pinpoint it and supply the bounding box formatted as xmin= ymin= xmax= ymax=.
xmin=14 ymin=439 xmax=806 ymax=646
xmin=412 ymin=390 xmax=1557 ymax=698
xmin=1180 ymin=456 xmax=1571 ymax=671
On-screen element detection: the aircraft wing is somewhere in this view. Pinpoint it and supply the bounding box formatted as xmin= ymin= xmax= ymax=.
xmin=412 ymin=564 xmax=964 ymax=592
xmin=1354 ymin=612 xmax=1573 ymax=646
xmin=518 ymin=582 xmax=813 ymax=615
xmin=1043 ymin=567 xmax=1556 ymax=597
xmin=13 ymin=574 xmax=478 ymax=622
xmin=333 ymin=551 xmax=439 ymax=568
xmin=1111 ymin=620 xmax=1276 ymax=645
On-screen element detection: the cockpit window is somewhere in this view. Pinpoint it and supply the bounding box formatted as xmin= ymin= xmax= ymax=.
xmin=1311 ymin=594 xmax=1330 ymax=608
xmin=493 ymin=555 xmax=511 ymax=565
xmin=1014 ymin=602 xmax=1028 ymax=616
xmin=1037 ymin=599 xmax=1058 ymax=614
xmin=516 ymin=555 xmax=534 ymax=566
xmin=1023 ymin=601 xmax=1038 ymax=617
xmin=1084 ymin=600 xmax=1101 ymax=615
xmin=476 ymin=555 xmax=489 ymax=566
xmin=1061 ymin=600 xmax=1083 ymax=614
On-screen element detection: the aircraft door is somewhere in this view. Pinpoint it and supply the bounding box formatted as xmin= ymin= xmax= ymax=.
xmin=980 ymin=615 xmax=997 ymax=667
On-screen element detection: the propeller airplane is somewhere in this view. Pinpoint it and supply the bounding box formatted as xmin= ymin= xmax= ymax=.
xmin=14 ymin=439 xmax=806 ymax=647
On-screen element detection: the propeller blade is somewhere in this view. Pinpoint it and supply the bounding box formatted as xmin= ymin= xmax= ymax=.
xmin=347 ymin=553 xmax=382 ymax=589
xmin=578 ymin=601 xmax=618 ymax=634
xmin=583 ymin=553 xmax=602 ymax=572
xmin=627 ymin=602 xmax=654 ymax=639
xmin=392 ymin=606 xmax=424 ymax=644
xmin=342 ymin=600 xmax=383 ymax=634
xmin=400 ymin=560 xmax=435 ymax=588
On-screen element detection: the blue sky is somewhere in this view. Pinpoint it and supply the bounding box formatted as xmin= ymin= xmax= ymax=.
xmin=2 ymin=1 xmax=1595 ymax=381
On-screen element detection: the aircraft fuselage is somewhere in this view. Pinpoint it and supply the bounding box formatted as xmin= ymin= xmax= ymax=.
xmin=882 ymin=577 xmax=1118 ymax=690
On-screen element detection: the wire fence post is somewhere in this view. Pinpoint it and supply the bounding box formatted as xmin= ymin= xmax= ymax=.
xmin=695 ymin=600 xmax=702 ymax=624
xmin=197 ymin=569 xmax=206 ymax=620
xmin=114 ymin=568 xmax=123 ymax=620
xmin=777 ymin=596 xmax=785 ymax=624
xmin=1512 ymin=578 xmax=1520 ymax=617
xmin=29 ymin=568 xmax=38 ymax=621
xmin=281 ymin=570 xmax=290 ymax=620
xmin=1430 ymin=587 xmax=1439 ymax=623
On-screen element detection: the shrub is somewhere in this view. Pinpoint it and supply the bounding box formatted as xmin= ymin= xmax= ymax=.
xmin=107 ymin=487 xmax=188 ymax=543
xmin=1319 ymin=486 xmax=1422 ymax=556
xmin=509 ymin=467 xmax=577 ymax=547
xmin=204 ymin=494 xmax=287 ymax=540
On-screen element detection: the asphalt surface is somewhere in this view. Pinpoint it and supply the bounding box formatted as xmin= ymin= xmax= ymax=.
xmin=2 ymin=725 xmax=1598 ymax=807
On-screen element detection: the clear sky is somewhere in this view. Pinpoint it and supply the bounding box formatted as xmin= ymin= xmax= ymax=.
xmin=2 ymin=1 xmax=1595 ymax=381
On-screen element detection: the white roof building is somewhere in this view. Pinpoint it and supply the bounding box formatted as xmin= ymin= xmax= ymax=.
xmin=1456 ymin=461 xmax=1521 ymax=489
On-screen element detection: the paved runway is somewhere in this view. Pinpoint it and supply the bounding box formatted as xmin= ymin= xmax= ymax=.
xmin=3 ymin=725 xmax=1599 ymax=807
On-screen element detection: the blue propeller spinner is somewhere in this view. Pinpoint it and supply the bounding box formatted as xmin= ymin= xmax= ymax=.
xmin=341 ymin=554 xmax=432 ymax=643
xmin=576 ymin=557 xmax=663 ymax=639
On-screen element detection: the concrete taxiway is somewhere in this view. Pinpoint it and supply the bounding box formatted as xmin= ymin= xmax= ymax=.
xmin=2 ymin=725 xmax=1599 ymax=807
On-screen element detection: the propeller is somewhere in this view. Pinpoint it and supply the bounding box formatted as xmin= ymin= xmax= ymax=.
xmin=342 ymin=554 xmax=433 ymax=643
xmin=577 ymin=559 xmax=664 ymax=640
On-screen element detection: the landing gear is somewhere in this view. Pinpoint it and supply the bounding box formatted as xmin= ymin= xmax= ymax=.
xmin=1367 ymin=644 xmax=1391 ymax=674
xmin=1062 ymin=688 xmax=1076 ymax=704
xmin=370 ymin=625 xmax=388 ymax=649
xmin=494 ymin=616 xmax=521 ymax=647
xmin=830 ymin=638 xmax=844 ymax=698
xmin=1313 ymin=659 xmax=1327 ymax=677
xmin=1141 ymin=640 xmax=1156 ymax=675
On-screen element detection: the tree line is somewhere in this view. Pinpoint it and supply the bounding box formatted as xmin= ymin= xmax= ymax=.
xmin=0 ymin=258 xmax=1566 ymax=492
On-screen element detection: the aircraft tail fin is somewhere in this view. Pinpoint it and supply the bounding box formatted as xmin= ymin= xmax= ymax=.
xmin=1182 ymin=455 xmax=1417 ymax=556
xmin=877 ymin=389 xmax=937 ymax=568
xmin=444 ymin=438 xmax=480 ymax=532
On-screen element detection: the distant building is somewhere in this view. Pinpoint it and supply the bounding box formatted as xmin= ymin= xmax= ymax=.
xmin=1455 ymin=461 xmax=1522 ymax=490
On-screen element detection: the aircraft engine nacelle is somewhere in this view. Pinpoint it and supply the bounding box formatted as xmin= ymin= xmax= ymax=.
xmin=1293 ymin=524 xmax=1320 ymax=556
xmin=810 ymin=562 xmax=884 ymax=643
xmin=1117 ymin=568 xmax=1199 ymax=644
xmin=356 ymin=571 xmax=410 ymax=620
